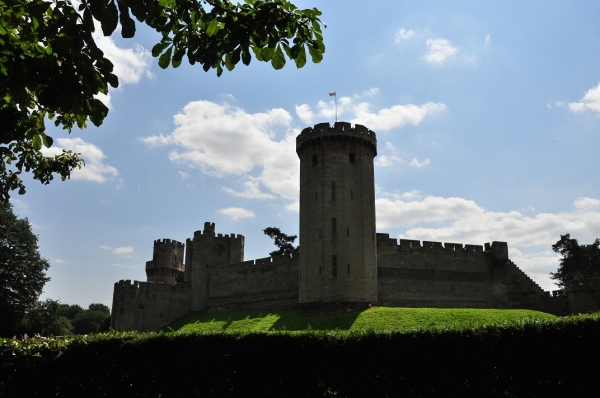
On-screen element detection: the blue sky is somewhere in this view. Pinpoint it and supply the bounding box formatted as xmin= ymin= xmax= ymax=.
xmin=11 ymin=0 xmax=600 ymax=308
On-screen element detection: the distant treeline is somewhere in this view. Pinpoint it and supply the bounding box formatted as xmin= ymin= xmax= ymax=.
xmin=2 ymin=314 xmax=600 ymax=397
xmin=15 ymin=299 xmax=110 ymax=337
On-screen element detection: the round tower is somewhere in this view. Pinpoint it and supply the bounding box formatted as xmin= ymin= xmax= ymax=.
xmin=145 ymin=239 xmax=185 ymax=284
xmin=296 ymin=122 xmax=378 ymax=308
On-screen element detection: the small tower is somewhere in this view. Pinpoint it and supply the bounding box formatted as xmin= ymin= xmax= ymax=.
xmin=296 ymin=122 xmax=378 ymax=308
xmin=145 ymin=239 xmax=185 ymax=284
xmin=187 ymin=222 xmax=245 ymax=312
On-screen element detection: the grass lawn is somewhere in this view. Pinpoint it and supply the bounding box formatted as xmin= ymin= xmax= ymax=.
xmin=165 ymin=307 xmax=556 ymax=333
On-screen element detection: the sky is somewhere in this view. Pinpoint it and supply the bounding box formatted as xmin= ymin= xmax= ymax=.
xmin=10 ymin=0 xmax=600 ymax=308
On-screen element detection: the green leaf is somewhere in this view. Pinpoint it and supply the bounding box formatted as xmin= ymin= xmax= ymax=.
xmin=32 ymin=135 xmax=42 ymax=151
xmin=158 ymin=46 xmax=173 ymax=69
xmin=119 ymin=6 xmax=136 ymax=38
xmin=101 ymin=1 xmax=119 ymax=36
xmin=206 ymin=20 xmax=220 ymax=37
xmin=151 ymin=42 xmax=170 ymax=57
xmin=241 ymin=47 xmax=251 ymax=66
xmin=308 ymin=44 xmax=323 ymax=64
xmin=294 ymin=45 xmax=306 ymax=68
xmin=271 ymin=44 xmax=286 ymax=70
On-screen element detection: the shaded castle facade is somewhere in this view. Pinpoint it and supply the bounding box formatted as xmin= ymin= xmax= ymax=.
xmin=112 ymin=122 xmax=568 ymax=332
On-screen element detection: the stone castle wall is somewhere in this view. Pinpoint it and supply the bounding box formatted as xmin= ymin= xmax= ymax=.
xmin=376 ymin=235 xmax=551 ymax=311
xmin=111 ymin=280 xmax=190 ymax=331
xmin=205 ymin=253 xmax=299 ymax=313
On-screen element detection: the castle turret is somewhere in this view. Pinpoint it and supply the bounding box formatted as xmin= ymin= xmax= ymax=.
xmin=145 ymin=239 xmax=185 ymax=284
xmin=296 ymin=122 xmax=378 ymax=307
xmin=188 ymin=222 xmax=245 ymax=311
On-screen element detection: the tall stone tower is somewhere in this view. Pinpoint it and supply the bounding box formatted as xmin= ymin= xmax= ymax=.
xmin=145 ymin=239 xmax=185 ymax=284
xmin=296 ymin=122 xmax=378 ymax=308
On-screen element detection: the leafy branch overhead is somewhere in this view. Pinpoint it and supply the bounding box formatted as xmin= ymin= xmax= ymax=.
xmin=0 ymin=0 xmax=325 ymax=202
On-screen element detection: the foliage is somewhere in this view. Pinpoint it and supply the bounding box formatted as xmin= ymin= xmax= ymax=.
xmin=2 ymin=314 xmax=600 ymax=396
xmin=21 ymin=300 xmax=111 ymax=336
xmin=71 ymin=303 xmax=110 ymax=334
xmin=0 ymin=202 xmax=49 ymax=337
xmin=263 ymin=226 xmax=299 ymax=256
xmin=20 ymin=299 xmax=74 ymax=336
xmin=166 ymin=307 xmax=556 ymax=333
xmin=550 ymin=234 xmax=600 ymax=288
xmin=0 ymin=0 xmax=325 ymax=202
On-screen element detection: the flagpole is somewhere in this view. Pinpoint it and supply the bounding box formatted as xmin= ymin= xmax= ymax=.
xmin=328 ymin=91 xmax=337 ymax=123
xmin=335 ymin=94 xmax=338 ymax=123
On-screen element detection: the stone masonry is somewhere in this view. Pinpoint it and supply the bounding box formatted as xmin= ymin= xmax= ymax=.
xmin=111 ymin=122 xmax=572 ymax=332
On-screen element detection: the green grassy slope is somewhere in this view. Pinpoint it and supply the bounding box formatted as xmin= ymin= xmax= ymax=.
xmin=165 ymin=307 xmax=556 ymax=333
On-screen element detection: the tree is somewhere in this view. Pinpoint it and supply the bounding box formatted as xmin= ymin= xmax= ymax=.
xmin=550 ymin=234 xmax=600 ymax=288
xmin=21 ymin=298 xmax=74 ymax=336
xmin=0 ymin=0 xmax=325 ymax=202
xmin=0 ymin=202 xmax=50 ymax=336
xmin=72 ymin=303 xmax=110 ymax=334
xmin=263 ymin=227 xmax=298 ymax=256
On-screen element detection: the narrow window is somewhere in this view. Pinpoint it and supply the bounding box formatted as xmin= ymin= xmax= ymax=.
xmin=349 ymin=153 xmax=356 ymax=164
xmin=347 ymin=264 xmax=350 ymax=274
xmin=370 ymin=196 xmax=372 ymax=204
xmin=346 ymin=227 xmax=349 ymax=237
xmin=331 ymin=182 xmax=336 ymax=201
xmin=351 ymin=190 xmax=353 ymax=199
xmin=319 ymin=265 xmax=322 ymax=275
xmin=332 ymin=255 xmax=337 ymax=277
xmin=319 ymin=228 xmax=321 ymax=238
xmin=312 ymin=155 xmax=318 ymax=166
xmin=315 ymin=191 xmax=318 ymax=201
xmin=332 ymin=218 xmax=337 ymax=238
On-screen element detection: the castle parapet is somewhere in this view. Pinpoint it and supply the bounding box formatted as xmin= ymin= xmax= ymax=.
xmin=377 ymin=236 xmax=506 ymax=257
xmin=296 ymin=122 xmax=377 ymax=155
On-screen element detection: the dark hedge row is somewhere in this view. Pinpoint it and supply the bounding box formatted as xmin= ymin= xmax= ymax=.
xmin=2 ymin=316 xmax=600 ymax=397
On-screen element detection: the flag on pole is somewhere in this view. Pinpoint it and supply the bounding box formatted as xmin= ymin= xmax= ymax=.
xmin=329 ymin=92 xmax=336 ymax=96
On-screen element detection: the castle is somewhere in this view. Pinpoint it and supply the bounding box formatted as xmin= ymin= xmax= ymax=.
xmin=111 ymin=122 xmax=573 ymax=332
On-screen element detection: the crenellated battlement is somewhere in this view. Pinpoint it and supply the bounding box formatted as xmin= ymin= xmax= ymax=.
xmin=210 ymin=252 xmax=299 ymax=275
xmin=154 ymin=239 xmax=184 ymax=247
xmin=296 ymin=122 xmax=377 ymax=155
xmin=377 ymin=235 xmax=507 ymax=258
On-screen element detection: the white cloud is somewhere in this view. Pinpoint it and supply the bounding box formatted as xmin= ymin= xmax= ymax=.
xmin=285 ymin=201 xmax=299 ymax=213
xmin=352 ymin=102 xmax=446 ymax=131
xmin=218 ymin=207 xmax=256 ymax=220
xmin=409 ymin=158 xmax=430 ymax=168
xmin=100 ymin=245 xmax=134 ymax=255
xmin=95 ymin=92 xmax=112 ymax=109
xmin=178 ymin=171 xmax=191 ymax=180
xmin=574 ymin=197 xmax=600 ymax=209
xmin=395 ymin=28 xmax=415 ymax=44
xmin=376 ymin=194 xmax=600 ymax=248
xmin=112 ymin=263 xmax=141 ymax=269
xmin=42 ymin=138 xmax=119 ymax=183
xmin=375 ymin=141 xmax=402 ymax=168
xmin=306 ymin=89 xmax=446 ymax=132
xmin=113 ymin=246 xmax=134 ymax=255
xmin=53 ymin=258 xmax=67 ymax=264
xmin=223 ymin=180 xmax=276 ymax=199
xmin=569 ymin=82 xmax=600 ymax=113
xmin=295 ymin=104 xmax=314 ymax=124
xmin=141 ymin=100 xmax=298 ymax=200
xmin=93 ymin=32 xmax=153 ymax=84
xmin=423 ymin=38 xmax=458 ymax=64
xmin=484 ymin=34 xmax=491 ymax=45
